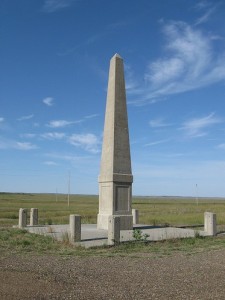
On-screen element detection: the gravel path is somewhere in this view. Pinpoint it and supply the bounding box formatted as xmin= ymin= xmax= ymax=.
xmin=1 ymin=249 xmax=225 ymax=299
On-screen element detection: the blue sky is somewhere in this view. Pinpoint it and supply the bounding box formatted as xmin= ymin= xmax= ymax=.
xmin=0 ymin=0 xmax=225 ymax=197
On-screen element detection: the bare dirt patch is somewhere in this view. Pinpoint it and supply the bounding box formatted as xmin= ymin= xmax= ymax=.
xmin=1 ymin=249 xmax=225 ymax=299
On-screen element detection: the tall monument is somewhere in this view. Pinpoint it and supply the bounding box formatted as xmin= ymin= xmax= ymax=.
xmin=97 ymin=53 xmax=133 ymax=230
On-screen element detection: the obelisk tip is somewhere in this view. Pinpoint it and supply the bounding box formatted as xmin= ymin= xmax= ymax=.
xmin=112 ymin=53 xmax=122 ymax=59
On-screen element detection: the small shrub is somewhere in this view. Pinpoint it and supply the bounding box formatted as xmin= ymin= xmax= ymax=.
xmin=61 ymin=232 xmax=70 ymax=245
xmin=10 ymin=214 xmax=18 ymax=219
xmin=46 ymin=218 xmax=53 ymax=225
xmin=133 ymin=229 xmax=149 ymax=241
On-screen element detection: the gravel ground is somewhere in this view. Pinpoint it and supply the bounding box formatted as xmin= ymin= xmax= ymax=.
xmin=1 ymin=249 xmax=225 ymax=299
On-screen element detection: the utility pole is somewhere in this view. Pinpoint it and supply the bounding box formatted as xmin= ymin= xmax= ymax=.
xmin=67 ymin=171 xmax=70 ymax=207
xmin=195 ymin=183 xmax=199 ymax=206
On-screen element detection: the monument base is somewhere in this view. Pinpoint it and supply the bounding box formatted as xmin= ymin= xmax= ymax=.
xmin=97 ymin=213 xmax=133 ymax=230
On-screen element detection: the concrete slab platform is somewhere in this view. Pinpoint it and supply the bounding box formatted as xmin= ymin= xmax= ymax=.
xmin=22 ymin=224 xmax=206 ymax=248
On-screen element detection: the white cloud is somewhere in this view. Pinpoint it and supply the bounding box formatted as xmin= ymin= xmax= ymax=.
xmin=195 ymin=6 xmax=216 ymax=25
xmin=43 ymin=97 xmax=54 ymax=106
xmin=41 ymin=132 xmax=66 ymax=140
xmin=0 ymin=137 xmax=38 ymax=150
xmin=218 ymin=143 xmax=225 ymax=150
xmin=181 ymin=113 xmax=222 ymax=137
xmin=17 ymin=114 xmax=34 ymax=121
xmin=20 ymin=133 xmax=36 ymax=138
xmin=47 ymin=120 xmax=80 ymax=128
xmin=69 ymin=133 xmax=100 ymax=153
xmin=0 ymin=117 xmax=4 ymax=122
xmin=129 ymin=21 xmax=225 ymax=105
xmin=84 ymin=114 xmax=99 ymax=119
xmin=42 ymin=0 xmax=75 ymax=13
xmin=149 ymin=118 xmax=171 ymax=128
xmin=194 ymin=1 xmax=218 ymax=25
xmin=46 ymin=114 xmax=98 ymax=128
xmin=0 ymin=138 xmax=38 ymax=150
xmin=16 ymin=142 xmax=38 ymax=150
xmin=146 ymin=57 xmax=184 ymax=86
xmin=145 ymin=139 xmax=171 ymax=147
xmin=44 ymin=161 xmax=58 ymax=166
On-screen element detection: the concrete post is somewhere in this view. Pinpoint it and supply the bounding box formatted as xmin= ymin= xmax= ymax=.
xmin=18 ymin=208 xmax=27 ymax=228
xmin=69 ymin=214 xmax=81 ymax=242
xmin=204 ymin=212 xmax=217 ymax=236
xmin=108 ymin=216 xmax=120 ymax=246
xmin=30 ymin=208 xmax=38 ymax=226
xmin=132 ymin=209 xmax=139 ymax=225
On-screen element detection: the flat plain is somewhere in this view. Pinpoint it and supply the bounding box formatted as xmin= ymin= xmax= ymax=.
xmin=1 ymin=193 xmax=225 ymax=299
xmin=1 ymin=192 xmax=225 ymax=227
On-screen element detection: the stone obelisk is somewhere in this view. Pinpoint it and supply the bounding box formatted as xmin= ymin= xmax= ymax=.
xmin=97 ymin=53 xmax=133 ymax=230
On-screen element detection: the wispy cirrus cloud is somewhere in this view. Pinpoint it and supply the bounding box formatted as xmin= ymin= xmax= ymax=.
xmin=41 ymin=132 xmax=66 ymax=140
xmin=43 ymin=161 xmax=58 ymax=166
xmin=217 ymin=143 xmax=225 ymax=150
xmin=194 ymin=1 xmax=218 ymax=25
xmin=84 ymin=114 xmax=99 ymax=119
xmin=0 ymin=118 xmax=10 ymax=132
xmin=129 ymin=20 xmax=225 ymax=105
xmin=149 ymin=118 xmax=172 ymax=128
xmin=47 ymin=119 xmax=82 ymax=128
xmin=195 ymin=6 xmax=216 ymax=25
xmin=69 ymin=133 xmax=100 ymax=153
xmin=145 ymin=139 xmax=171 ymax=147
xmin=181 ymin=112 xmax=222 ymax=137
xmin=16 ymin=142 xmax=38 ymax=150
xmin=47 ymin=114 xmax=98 ymax=128
xmin=20 ymin=133 xmax=36 ymax=139
xmin=17 ymin=114 xmax=34 ymax=121
xmin=0 ymin=138 xmax=38 ymax=150
xmin=43 ymin=97 xmax=54 ymax=106
xmin=42 ymin=0 xmax=75 ymax=13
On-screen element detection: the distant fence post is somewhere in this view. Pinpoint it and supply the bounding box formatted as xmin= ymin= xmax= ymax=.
xmin=108 ymin=216 xmax=120 ymax=246
xmin=204 ymin=212 xmax=217 ymax=236
xmin=30 ymin=208 xmax=38 ymax=226
xmin=69 ymin=214 xmax=81 ymax=242
xmin=19 ymin=208 xmax=27 ymax=228
xmin=132 ymin=209 xmax=139 ymax=225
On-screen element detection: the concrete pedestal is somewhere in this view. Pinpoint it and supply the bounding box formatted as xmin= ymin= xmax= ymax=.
xmin=132 ymin=209 xmax=139 ymax=225
xmin=19 ymin=208 xmax=27 ymax=228
xmin=204 ymin=212 xmax=217 ymax=236
xmin=108 ymin=216 xmax=120 ymax=245
xmin=69 ymin=215 xmax=81 ymax=242
xmin=30 ymin=208 xmax=38 ymax=226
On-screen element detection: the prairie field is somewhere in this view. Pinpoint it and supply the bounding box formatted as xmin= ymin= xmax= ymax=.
xmin=1 ymin=192 xmax=225 ymax=228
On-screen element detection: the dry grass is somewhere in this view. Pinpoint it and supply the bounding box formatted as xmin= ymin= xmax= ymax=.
xmin=1 ymin=192 xmax=225 ymax=227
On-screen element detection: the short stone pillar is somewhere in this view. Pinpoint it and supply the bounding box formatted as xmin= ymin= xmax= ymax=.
xmin=204 ymin=212 xmax=217 ymax=236
xmin=69 ymin=214 xmax=81 ymax=242
xmin=18 ymin=208 xmax=27 ymax=228
xmin=30 ymin=208 xmax=38 ymax=226
xmin=132 ymin=209 xmax=139 ymax=225
xmin=108 ymin=216 xmax=120 ymax=246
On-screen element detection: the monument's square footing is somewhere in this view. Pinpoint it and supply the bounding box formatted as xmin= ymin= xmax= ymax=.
xmin=97 ymin=214 xmax=133 ymax=230
xmin=22 ymin=224 xmax=206 ymax=248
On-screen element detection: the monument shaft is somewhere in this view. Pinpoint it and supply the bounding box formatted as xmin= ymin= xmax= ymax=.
xmin=97 ymin=54 xmax=133 ymax=230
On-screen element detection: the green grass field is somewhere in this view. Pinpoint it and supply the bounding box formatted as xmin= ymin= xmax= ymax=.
xmin=1 ymin=193 xmax=225 ymax=256
xmin=1 ymin=192 xmax=225 ymax=227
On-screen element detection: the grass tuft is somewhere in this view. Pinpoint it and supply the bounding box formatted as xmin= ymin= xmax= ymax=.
xmin=2 ymin=228 xmax=225 ymax=258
